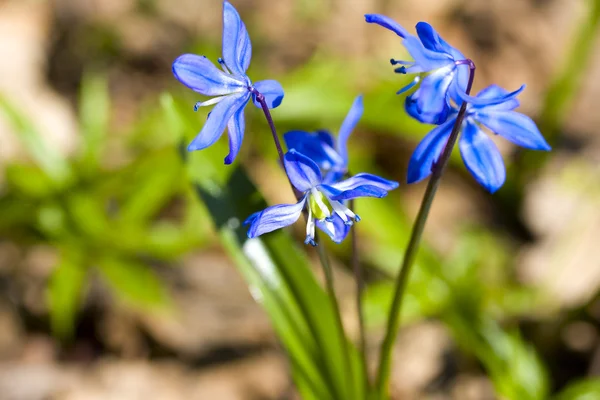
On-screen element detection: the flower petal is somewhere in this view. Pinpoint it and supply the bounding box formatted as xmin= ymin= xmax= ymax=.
xmin=407 ymin=117 xmax=455 ymax=183
xmin=317 ymin=214 xmax=350 ymax=244
xmin=222 ymin=0 xmax=252 ymax=76
xmin=283 ymin=130 xmax=341 ymax=169
xmin=476 ymin=111 xmax=551 ymax=151
xmin=252 ymin=80 xmax=285 ymax=109
xmin=224 ymin=106 xmax=245 ymax=164
xmin=172 ymin=54 xmax=245 ymax=96
xmin=472 ymin=84 xmax=520 ymax=111
xmin=187 ymin=92 xmax=250 ymax=152
xmin=337 ymin=95 xmax=363 ymax=165
xmin=415 ymin=22 xmax=467 ymax=60
xmin=403 ymin=35 xmax=454 ymax=71
xmin=415 ymin=65 xmax=454 ymax=118
xmin=364 ymin=14 xmax=408 ymax=38
xmin=405 ymin=90 xmax=451 ymax=124
xmin=454 ymin=84 xmax=525 ymax=107
xmin=245 ymin=197 xmax=307 ymax=238
xmin=327 ymin=173 xmax=399 ymax=192
xmin=322 ymin=184 xmax=389 ymax=201
xmin=459 ymin=121 xmax=506 ymax=193
xmin=284 ymin=150 xmax=323 ymax=192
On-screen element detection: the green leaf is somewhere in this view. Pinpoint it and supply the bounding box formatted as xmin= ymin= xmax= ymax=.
xmin=96 ymin=256 xmax=170 ymax=311
xmin=47 ymin=249 xmax=87 ymax=339
xmin=5 ymin=164 xmax=57 ymax=198
xmin=79 ymin=73 xmax=109 ymax=171
xmin=0 ymin=94 xmax=72 ymax=185
xmin=192 ymin=165 xmax=367 ymax=400
xmin=554 ymin=379 xmax=600 ymax=400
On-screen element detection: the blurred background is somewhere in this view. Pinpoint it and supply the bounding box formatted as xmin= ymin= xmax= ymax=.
xmin=1 ymin=0 xmax=600 ymax=399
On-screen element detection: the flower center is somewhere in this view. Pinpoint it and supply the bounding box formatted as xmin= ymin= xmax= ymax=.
xmin=309 ymin=190 xmax=332 ymax=220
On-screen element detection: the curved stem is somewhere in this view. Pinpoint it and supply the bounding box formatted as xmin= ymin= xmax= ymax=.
xmin=315 ymin=232 xmax=355 ymax=399
xmin=374 ymin=60 xmax=476 ymax=399
xmin=252 ymin=89 xmax=303 ymax=200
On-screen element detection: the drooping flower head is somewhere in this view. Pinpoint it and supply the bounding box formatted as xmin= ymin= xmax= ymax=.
xmin=407 ymin=85 xmax=551 ymax=193
xmin=244 ymin=150 xmax=398 ymax=245
xmin=283 ymin=95 xmax=364 ymax=183
xmin=365 ymin=14 xmax=469 ymax=124
xmin=172 ymin=1 xmax=284 ymax=164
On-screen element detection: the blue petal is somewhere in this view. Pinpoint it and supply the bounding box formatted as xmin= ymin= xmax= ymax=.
xmin=327 ymin=173 xmax=399 ymax=192
xmin=407 ymin=117 xmax=455 ymax=183
xmin=251 ymin=80 xmax=285 ymax=109
xmin=403 ymin=35 xmax=454 ymax=71
xmin=283 ymin=131 xmax=341 ymax=169
xmin=475 ymin=111 xmax=551 ymax=151
xmin=364 ymin=14 xmax=408 ymax=38
xmin=337 ymin=95 xmax=363 ymax=165
xmin=471 ymin=84 xmax=520 ymax=111
xmin=172 ymin=54 xmax=246 ymax=96
xmin=222 ymin=1 xmax=252 ymax=76
xmin=316 ymin=130 xmax=336 ymax=148
xmin=415 ymin=65 xmax=454 ymax=118
xmin=224 ymin=106 xmax=245 ymax=164
xmin=415 ymin=22 xmax=467 ymax=60
xmin=322 ymin=184 xmax=389 ymax=201
xmin=459 ymin=121 xmax=506 ymax=193
xmin=188 ymin=92 xmax=250 ymax=152
xmin=454 ymin=84 xmax=525 ymax=107
xmin=284 ymin=150 xmax=323 ymax=192
xmin=405 ymin=90 xmax=451 ymax=125
xmin=245 ymin=197 xmax=307 ymax=238
xmin=317 ymin=214 xmax=350 ymax=244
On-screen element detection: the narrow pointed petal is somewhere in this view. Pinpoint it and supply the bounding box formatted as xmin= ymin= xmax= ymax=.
xmin=187 ymin=92 xmax=250 ymax=152
xmin=454 ymin=84 xmax=525 ymax=107
xmin=337 ymin=95 xmax=363 ymax=164
xmin=476 ymin=111 xmax=551 ymax=151
xmin=172 ymin=54 xmax=245 ymax=95
xmin=328 ymin=173 xmax=399 ymax=192
xmin=283 ymin=130 xmax=341 ymax=169
xmin=224 ymin=107 xmax=245 ymax=164
xmin=364 ymin=14 xmax=408 ymax=38
xmin=317 ymin=215 xmax=350 ymax=244
xmin=407 ymin=117 xmax=455 ymax=183
xmin=322 ymin=184 xmax=389 ymax=201
xmin=459 ymin=121 xmax=506 ymax=193
xmin=405 ymin=90 xmax=452 ymax=124
xmin=245 ymin=197 xmax=307 ymax=238
xmin=403 ymin=35 xmax=453 ymax=71
xmin=284 ymin=150 xmax=323 ymax=192
xmin=222 ymin=0 xmax=252 ymax=76
xmin=415 ymin=65 xmax=454 ymax=119
xmin=252 ymin=80 xmax=285 ymax=109
xmin=415 ymin=22 xmax=467 ymax=60
xmin=471 ymin=84 xmax=520 ymax=111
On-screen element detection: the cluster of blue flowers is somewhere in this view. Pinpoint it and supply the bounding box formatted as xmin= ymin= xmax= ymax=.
xmin=173 ymin=2 xmax=550 ymax=245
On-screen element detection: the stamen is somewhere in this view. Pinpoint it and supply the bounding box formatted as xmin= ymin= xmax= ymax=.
xmin=305 ymin=207 xmax=316 ymax=246
xmin=218 ymin=57 xmax=232 ymax=74
xmin=394 ymin=66 xmax=407 ymax=74
xmin=390 ymin=59 xmax=414 ymax=66
xmin=330 ymin=200 xmax=360 ymax=226
xmin=194 ymin=95 xmax=227 ymax=111
xmin=396 ymin=76 xmax=421 ymax=95
xmin=310 ymin=188 xmax=331 ymax=219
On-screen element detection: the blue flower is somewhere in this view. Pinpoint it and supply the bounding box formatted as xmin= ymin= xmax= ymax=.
xmin=172 ymin=1 xmax=284 ymax=164
xmin=283 ymin=95 xmax=363 ymax=183
xmin=364 ymin=14 xmax=469 ymax=124
xmin=244 ymin=150 xmax=398 ymax=245
xmin=407 ymin=85 xmax=551 ymax=193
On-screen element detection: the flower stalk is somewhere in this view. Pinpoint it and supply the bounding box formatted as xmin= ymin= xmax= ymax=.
xmin=374 ymin=60 xmax=476 ymax=399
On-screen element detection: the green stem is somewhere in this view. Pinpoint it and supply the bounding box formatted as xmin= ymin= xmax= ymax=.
xmin=315 ymin=232 xmax=355 ymax=399
xmin=350 ymin=198 xmax=369 ymax=388
xmin=374 ymin=61 xmax=476 ymax=399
